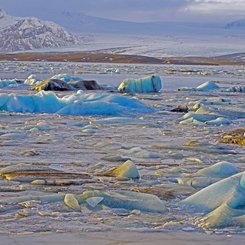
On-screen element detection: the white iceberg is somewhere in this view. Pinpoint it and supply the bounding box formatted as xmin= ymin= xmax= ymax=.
xmin=196 ymin=81 xmax=220 ymax=91
xmin=0 ymin=91 xmax=154 ymax=116
xmin=118 ymin=75 xmax=162 ymax=93
xmin=24 ymin=74 xmax=39 ymax=85
xmin=179 ymin=81 xmax=220 ymax=92
xmin=50 ymin=74 xmax=82 ymax=83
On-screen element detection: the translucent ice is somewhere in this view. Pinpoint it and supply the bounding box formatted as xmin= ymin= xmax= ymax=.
xmin=0 ymin=91 xmax=154 ymax=116
xmin=118 ymin=75 xmax=162 ymax=93
xmin=78 ymin=190 xmax=166 ymax=213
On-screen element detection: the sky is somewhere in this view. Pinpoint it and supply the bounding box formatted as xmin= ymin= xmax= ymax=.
xmin=0 ymin=0 xmax=244 ymax=23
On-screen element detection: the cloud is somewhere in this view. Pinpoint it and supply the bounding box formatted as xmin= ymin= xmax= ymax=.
xmin=185 ymin=0 xmax=245 ymax=16
xmin=0 ymin=0 xmax=244 ymax=22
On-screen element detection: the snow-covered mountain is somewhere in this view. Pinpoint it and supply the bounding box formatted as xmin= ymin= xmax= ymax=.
xmin=0 ymin=9 xmax=79 ymax=52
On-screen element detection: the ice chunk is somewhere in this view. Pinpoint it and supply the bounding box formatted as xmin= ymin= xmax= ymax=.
xmin=197 ymin=161 xmax=238 ymax=178
xmin=179 ymin=105 xmax=230 ymax=126
xmin=78 ymin=190 xmax=166 ymax=213
xmin=86 ymin=197 xmax=104 ymax=208
xmin=0 ymin=79 xmax=18 ymax=88
xmin=24 ymin=74 xmax=39 ymax=85
xmin=50 ymin=74 xmax=82 ymax=83
xmin=196 ymin=81 xmax=220 ymax=91
xmin=182 ymin=171 xmax=245 ymax=212
xmin=179 ymin=81 xmax=219 ymax=92
xmin=102 ymin=160 xmax=140 ymax=179
xmin=64 ymin=194 xmax=80 ymax=211
xmin=205 ymin=117 xmax=231 ymax=126
xmin=118 ymin=75 xmax=162 ymax=93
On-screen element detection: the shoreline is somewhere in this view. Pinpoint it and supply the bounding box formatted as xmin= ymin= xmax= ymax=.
xmin=0 ymin=52 xmax=244 ymax=66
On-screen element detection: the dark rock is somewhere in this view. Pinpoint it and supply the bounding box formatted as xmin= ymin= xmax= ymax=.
xmin=34 ymin=79 xmax=74 ymax=91
xmin=171 ymin=105 xmax=189 ymax=113
xmin=68 ymin=80 xmax=102 ymax=90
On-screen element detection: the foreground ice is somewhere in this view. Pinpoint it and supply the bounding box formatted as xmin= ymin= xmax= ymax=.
xmin=118 ymin=75 xmax=162 ymax=93
xmin=0 ymin=90 xmax=154 ymax=116
xmin=182 ymin=171 xmax=245 ymax=228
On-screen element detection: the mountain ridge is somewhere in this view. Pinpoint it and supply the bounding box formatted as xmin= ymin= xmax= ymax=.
xmin=0 ymin=9 xmax=79 ymax=52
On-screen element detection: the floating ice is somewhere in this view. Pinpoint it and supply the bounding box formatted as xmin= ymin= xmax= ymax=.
xmin=0 ymin=91 xmax=154 ymax=116
xmin=101 ymin=160 xmax=140 ymax=179
xmin=51 ymin=74 xmax=82 ymax=83
xmin=222 ymin=86 xmax=245 ymax=93
xmin=64 ymin=194 xmax=80 ymax=211
xmin=78 ymin=190 xmax=166 ymax=213
xmin=118 ymin=75 xmax=162 ymax=93
xmin=178 ymin=161 xmax=238 ymax=189
xmin=179 ymin=81 xmax=219 ymax=91
xmin=196 ymin=161 xmax=238 ymax=178
xmin=24 ymin=74 xmax=39 ymax=85
xmin=179 ymin=105 xmax=231 ymax=126
xmin=196 ymin=81 xmax=220 ymax=91
xmin=86 ymin=197 xmax=104 ymax=208
xmin=0 ymin=79 xmax=18 ymax=88
xmin=182 ymin=171 xmax=245 ymax=228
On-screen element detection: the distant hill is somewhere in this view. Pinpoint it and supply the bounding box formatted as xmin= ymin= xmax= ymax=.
xmin=21 ymin=10 xmax=225 ymax=36
xmin=0 ymin=9 xmax=79 ymax=52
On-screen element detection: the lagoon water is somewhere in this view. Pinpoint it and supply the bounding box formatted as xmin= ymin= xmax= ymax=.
xmin=0 ymin=61 xmax=245 ymax=235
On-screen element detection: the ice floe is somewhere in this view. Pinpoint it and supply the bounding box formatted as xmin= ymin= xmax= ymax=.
xmin=0 ymin=90 xmax=154 ymax=116
xmin=118 ymin=75 xmax=162 ymax=93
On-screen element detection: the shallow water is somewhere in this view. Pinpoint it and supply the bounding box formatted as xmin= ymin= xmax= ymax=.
xmin=0 ymin=61 xmax=245 ymax=235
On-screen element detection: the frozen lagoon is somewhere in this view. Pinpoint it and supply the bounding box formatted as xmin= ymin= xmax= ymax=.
xmin=0 ymin=61 xmax=245 ymax=239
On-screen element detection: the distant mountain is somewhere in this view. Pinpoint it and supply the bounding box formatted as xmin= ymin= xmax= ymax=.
xmin=226 ymin=19 xmax=245 ymax=29
xmin=26 ymin=10 xmax=224 ymax=36
xmin=0 ymin=9 xmax=79 ymax=52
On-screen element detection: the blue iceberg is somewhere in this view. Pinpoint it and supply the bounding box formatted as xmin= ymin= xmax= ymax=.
xmin=0 ymin=90 xmax=154 ymax=116
xmin=118 ymin=75 xmax=162 ymax=93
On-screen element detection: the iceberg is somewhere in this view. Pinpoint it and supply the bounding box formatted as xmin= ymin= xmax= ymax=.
xmin=182 ymin=171 xmax=245 ymax=228
xmin=118 ymin=75 xmax=162 ymax=93
xmin=179 ymin=81 xmax=220 ymax=92
xmin=0 ymin=91 xmax=154 ymax=116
